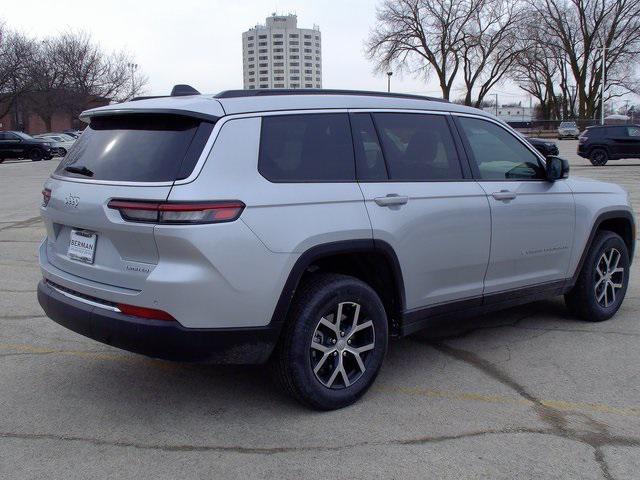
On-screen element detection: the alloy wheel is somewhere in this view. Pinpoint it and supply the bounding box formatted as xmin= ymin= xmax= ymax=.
xmin=594 ymin=248 xmax=625 ymax=308
xmin=591 ymin=150 xmax=607 ymax=166
xmin=310 ymin=301 xmax=375 ymax=389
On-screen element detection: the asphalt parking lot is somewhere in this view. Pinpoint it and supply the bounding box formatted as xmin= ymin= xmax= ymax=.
xmin=1 ymin=141 xmax=639 ymax=479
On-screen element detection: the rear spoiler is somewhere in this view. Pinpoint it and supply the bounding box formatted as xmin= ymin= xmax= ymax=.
xmin=79 ymin=108 xmax=220 ymax=123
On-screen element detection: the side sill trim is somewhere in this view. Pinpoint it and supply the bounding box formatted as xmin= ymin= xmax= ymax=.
xmin=400 ymin=280 xmax=567 ymax=337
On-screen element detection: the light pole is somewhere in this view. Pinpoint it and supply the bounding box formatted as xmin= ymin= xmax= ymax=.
xmin=599 ymin=46 xmax=610 ymax=125
xmin=127 ymin=62 xmax=138 ymax=100
xmin=386 ymin=72 xmax=393 ymax=93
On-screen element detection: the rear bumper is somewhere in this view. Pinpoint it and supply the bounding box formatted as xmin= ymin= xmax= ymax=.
xmin=37 ymin=280 xmax=280 ymax=364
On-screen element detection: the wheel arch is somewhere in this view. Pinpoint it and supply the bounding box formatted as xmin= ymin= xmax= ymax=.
xmin=587 ymin=144 xmax=611 ymax=156
xmin=571 ymin=210 xmax=635 ymax=285
xmin=269 ymin=239 xmax=406 ymax=334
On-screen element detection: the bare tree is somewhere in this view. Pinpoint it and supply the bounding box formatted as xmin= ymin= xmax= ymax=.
xmin=460 ymin=0 xmax=525 ymax=107
xmin=53 ymin=31 xmax=147 ymax=118
xmin=510 ymin=16 xmax=566 ymax=119
xmin=366 ymin=0 xmax=482 ymax=100
xmin=528 ymin=0 xmax=640 ymax=118
xmin=25 ymin=38 xmax=70 ymax=131
xmin=0 ymin=22 xmax=35 ymax=118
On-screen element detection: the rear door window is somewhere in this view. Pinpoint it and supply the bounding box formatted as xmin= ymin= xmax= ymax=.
xmin=371 ymin=113 xmax=463 ymax=181
xmin=259 ymin=113 xmax=355 ymax=182
xmin=55 ymin=114 xmax=215 ymax=182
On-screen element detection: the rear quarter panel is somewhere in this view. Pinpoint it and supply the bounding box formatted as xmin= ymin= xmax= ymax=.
xmin=165 ymin=114 xmax=372 ymax=328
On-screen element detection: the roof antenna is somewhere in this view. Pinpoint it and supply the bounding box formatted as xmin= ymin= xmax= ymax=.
xmin=171 ymin=84 xmax=200 ymax=96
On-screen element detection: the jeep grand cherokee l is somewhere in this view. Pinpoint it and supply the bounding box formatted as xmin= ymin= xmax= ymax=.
xmin=37 ymin=89 xmax=635 ymax=410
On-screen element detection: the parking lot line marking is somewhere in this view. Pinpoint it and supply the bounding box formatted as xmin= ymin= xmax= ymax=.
xmin=373 ymin=386 xmax=640 ymax=418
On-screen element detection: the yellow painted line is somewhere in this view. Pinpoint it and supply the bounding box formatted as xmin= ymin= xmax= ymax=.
xmin=373 ymin=386 xmax=640 ymax=418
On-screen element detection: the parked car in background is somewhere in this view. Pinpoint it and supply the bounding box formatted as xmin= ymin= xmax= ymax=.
xmin=34 ymin=134 xmax=75 ymax=157
xmin=558 ymin=121 xmax=581 ymax=139
xmin=0 ymin=131 xmax=56 ymax=163
xmin=526 ymin=137 xmax=559 ymax=157
xmin=578 ymin=125 xmax=640 ymax=166
xmin=63 ymin=130 xmax=84 ymax=139
xmin=37 ymin=89 xmax=635 ymax=410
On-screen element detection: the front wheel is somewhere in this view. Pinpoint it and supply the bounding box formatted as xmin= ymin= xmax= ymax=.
xmin=589 ymin=148 xmax=608 ymax=166
xmin=273 ymin=273 xmax=388 ymax=410
xmin=565 ymin=231 xmax=630 ymax=322
xmin=57 ymin=148 xmax=67 ymax=157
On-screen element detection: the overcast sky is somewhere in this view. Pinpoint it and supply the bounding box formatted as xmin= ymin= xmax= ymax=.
xmin=2 ymin=0 xmax=635 ymax=108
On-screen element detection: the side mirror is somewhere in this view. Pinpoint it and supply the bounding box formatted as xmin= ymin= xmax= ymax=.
xmin=546 ymin=156 xmax=569 ymax=181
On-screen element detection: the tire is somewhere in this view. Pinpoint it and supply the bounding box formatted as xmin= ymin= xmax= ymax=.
xmin=29 ymin=149 xmax=44 ymax=162
xmin=565 ymin=231 xmax=630 ymax=322
xmin=273 ymin=273 xmax=388 ymax=410
xmin=57 ymin=148 xmax=67 ymax=157
xmin=589 ymin=148 xmax=608 ymax=166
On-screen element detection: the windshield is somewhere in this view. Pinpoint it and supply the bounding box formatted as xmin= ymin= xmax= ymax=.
xmin=55 ymin=114 xmax=215 ymax=182
xmin=560 ymin=122 xmax=576 ymax=128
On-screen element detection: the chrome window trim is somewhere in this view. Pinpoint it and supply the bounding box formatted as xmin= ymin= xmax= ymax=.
xmin=49 ymin=108 xmax=508 ymax=187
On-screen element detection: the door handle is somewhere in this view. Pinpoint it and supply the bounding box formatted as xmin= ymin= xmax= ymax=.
xmin=374 ymin=194 xmax=409 ymax=207
xmin=492 ymin=190 xmax=517 ymax=201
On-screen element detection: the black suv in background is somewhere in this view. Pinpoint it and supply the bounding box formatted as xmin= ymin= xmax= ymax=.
xmin=526 ymin=137 xmax=559 ymax=157
xmin=0 ymin=131 xmax=56 ymax=163
xmin=578 ymin=125 xmax=640 ymax=166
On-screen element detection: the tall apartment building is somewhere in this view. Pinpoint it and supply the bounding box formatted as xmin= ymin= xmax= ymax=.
xmin=242 ymin=14 xmax=322 ymax=90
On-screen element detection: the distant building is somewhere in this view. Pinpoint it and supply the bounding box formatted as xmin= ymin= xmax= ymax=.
xmin=0 ymin=92 xmax=108 ymax=134
xmin=482 ymin=105 xmax=534 ymax=123
xmin=242 ymin=14 xmax=322 ymax=90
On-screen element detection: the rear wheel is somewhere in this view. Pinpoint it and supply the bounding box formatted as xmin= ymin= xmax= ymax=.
xmin=57 ymin=148 xmax=67 ymax=157
xmin=565 ymin=231 xmax=629 ymax=322
xmin=273 ymin=273 xmax=388 ymax=410
xmin=589 ymin=148 xmax=608 ymax=166
xmin=29 ymin=149 xmax=44 ymax=162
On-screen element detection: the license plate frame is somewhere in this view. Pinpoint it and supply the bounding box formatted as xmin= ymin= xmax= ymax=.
xmin=68 ymin=229 xmax=97 ymax=264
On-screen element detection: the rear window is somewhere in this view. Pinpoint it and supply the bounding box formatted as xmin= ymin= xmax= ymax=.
xmin=259 ymin=113 xmax=355 ymax=182
xmin=56 ymin=114 xmax=215 ymax=182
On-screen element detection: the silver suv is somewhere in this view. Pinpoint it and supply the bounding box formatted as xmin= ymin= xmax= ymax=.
xmin=558 ymin=121 xmax=581 ymax=139
xmin=38 ymin=89 xmax=635 ymax=410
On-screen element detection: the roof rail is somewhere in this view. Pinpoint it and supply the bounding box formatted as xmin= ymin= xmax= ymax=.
xmin=130 ymin=95 xmax=169 ymax=102
xmin=214 ymin=89 xmax=447 ymax=102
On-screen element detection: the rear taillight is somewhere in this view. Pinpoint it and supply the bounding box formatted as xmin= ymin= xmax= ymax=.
xmin=578 ymin=135 xmax=587 ymax=144
xmin=42 ymin=188 xmax=51 ymax=207
xmin=107 ymin=200 xmax=245 ymax=224
xmin=117 ymin=303 xmax=175 ymax=321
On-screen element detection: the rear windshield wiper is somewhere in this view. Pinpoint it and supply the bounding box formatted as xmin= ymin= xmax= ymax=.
xmin=64 ymin=165 xmax=94 ymax=177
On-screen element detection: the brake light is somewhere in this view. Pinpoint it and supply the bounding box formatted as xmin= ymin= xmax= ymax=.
xmin=42 ymin=188 xmax=51 ymax=207
xmin=117 ymin=303 xmax=176 ymax=321
xmin=107 ymin=200 xmax=245 ymax=224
